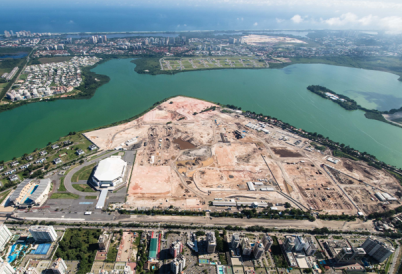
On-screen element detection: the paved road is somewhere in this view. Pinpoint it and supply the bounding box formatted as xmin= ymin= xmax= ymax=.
xmin=390 ymin=244 xmax=400 ymax=274
xmin=63 ymin=150 xmax=116 ymax=196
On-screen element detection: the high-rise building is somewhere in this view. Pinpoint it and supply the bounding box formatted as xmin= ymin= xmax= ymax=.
xmin=0 ymin=262 xmax=15 ymax=274
xmin=103 ymin=35 xmax=107 ymax=42
xmin=231 ymin=233 xmax=241 ymax=250
xmin=90 ymin=36 xmax=97 ymax=44
xmin=98 ymin=233 xmax=110 ymax=251
xmin=10 ymin=31 xmax=14 ymax=36
xmin=4 ymin=31 xmax=11 ymax=38
xmin=206 ymin=232 xmax=216 ymax=253
xmin=241 ymin=237 xmax=252 ymax=256
xmin=335 ymin=247 xmax=366 ymax=263
xmin=49 ymin=258 xmax=68 ymax=274
xmin=294 ymin=236 xmax=306 ymax=252
xmin=0 ymin=224 xmax=12 ymax=251
xmin=284 ymin=236 xmax=295 ymax=252
xmin=304 ymin=237 xmax=318 ymax=256
xmin=170 ymin=240 xmax=183 ymax=258
xmin=253 ymin=242 xmax=264 ymax=259
xmin=29 ymin=226 xmax=57 ymax=242
xmin=170 ymin=254 xmax=186 ymax=274
xmin=262 ymin=233 xmax=273 ymax=252
xmin=361 ymin=237 xmax=395 ymax=263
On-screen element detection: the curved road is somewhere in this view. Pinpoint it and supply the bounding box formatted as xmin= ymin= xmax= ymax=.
xmin=64 ymin=151 xmax=116 ymax=196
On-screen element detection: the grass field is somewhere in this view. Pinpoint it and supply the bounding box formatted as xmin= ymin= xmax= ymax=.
xmin=58 ymin=177 xmax=67 ymax=191
xmin=85 ymin=195 xmax=98 ymax=199
xmin=50 ymin=193 xmax=79 ymax=199
xmin=0 ymin=189 xmax=12 ymax=204
xmin=72 ymin=184 xmax=96 ymax=192
xmin=71 ymin=163 xmax=96 ymax=182
xmin=0 ymin=83 xmax=7 ymax=93
xmin=160 ymin=56 xmax=268 ymax=71
xmin=38 ymin=56 xmax=72 ymax=64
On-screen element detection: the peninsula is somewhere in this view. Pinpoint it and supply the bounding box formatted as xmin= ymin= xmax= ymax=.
xmin=306 ymin=85 xmax=402 ymax=127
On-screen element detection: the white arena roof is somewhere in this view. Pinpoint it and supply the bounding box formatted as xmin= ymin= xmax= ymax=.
xmin=94 ymin=156 xmax=127 ymax=182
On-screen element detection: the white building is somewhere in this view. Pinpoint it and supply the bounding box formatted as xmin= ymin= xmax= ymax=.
xmin=361 ymin=237 xmax=394 ymax=263
xmin=50 ymin=258 xmax=67 ymax=274
xmin=231 ymin=233 xmax=241 ymax=250
xmin=253 ymin=242 xmax=264 ymax=259
xmin=241 ymin=237 xmax=252 ymax=255
xmin=0 ymin=262 xmax=15 ymax=274
xmin=171 ymin=255 xmax=186 ymax=274
xmin=0 ymin=224 xmax=12 ymax=251
xmin=92 ymin=156 xmax=127 ymax=189
xmin=262 ymin=233 xmax=273 ymax=252
xmin=294 ymin=236 xmax=306 ymax=252
xmin=29 ymin=226 xmax=57 ymax=242
xmin=9 ymin=179 xmax=51 ymax=207
xmin=206 ymin=232 xmax=216 ymax=254
xmin=304 ymin=237 xmax=318 ymax=256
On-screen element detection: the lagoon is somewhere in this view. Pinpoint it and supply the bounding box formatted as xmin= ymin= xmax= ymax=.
xmin=1 ymin=58 xmax=402 ymax=167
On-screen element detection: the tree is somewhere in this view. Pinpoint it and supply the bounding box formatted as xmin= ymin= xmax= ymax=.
xmin=284 ymin=202 xmax=291 ymax=208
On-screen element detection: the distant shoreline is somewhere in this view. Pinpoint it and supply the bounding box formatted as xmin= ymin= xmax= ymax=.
xmin=0 ymin=29 xmax=314 ymax=37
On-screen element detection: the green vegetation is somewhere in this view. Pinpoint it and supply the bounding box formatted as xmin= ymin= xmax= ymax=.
xmin=306 ymin=85 xmax=402 ymax=128
xmin=219 ymin=253 xmax=228 ymax=265
xmin=195 ymin=231 xmax=205 ymax=236
xmin=72 ymin=184 xmax=96 ymax=192
xmin=85 ymin=195 xmax=98 ymax=199
xmin=55 ymin=228 xmax=101 ymax=274
xmin=106 ymin=238 xmax=118 ymax=262
xmin=119 ymin=208 xmax=205 ymax=217
xmin=69 ymin=63 xmax=110 ymax=99
xmin=71 ymin=163 xmax=96 ymax=182
xmin=388 ymin=171 xmax=402 ymax=186
xmin=368 ymin=205 xmax=402 ymax=220
xmin=307 ymin=85 xmax=358 ymax=110
xmin=0 ymin=190 xmax=12 ymax=204
xmin=333 ymin=150 xmax=359 ymax=161
xmin=50 ymin=193 xmax=80 ymax=199
xmin=271 ymin=236 xmax=288 ymax=268
xmin=132 ymin=58 xmax=165 ymax=75
xmin=58 ymin=177 xmax=67 ymax=191
xmin=364 ymin=111 xmax=388 ymax=123
xmin=311 ymin=142 xmax=326 ymax=151
xmin=0 ymin=57 xmax=28 ymax=101
xmin=214 ymin=230 xmax=224 ymax=252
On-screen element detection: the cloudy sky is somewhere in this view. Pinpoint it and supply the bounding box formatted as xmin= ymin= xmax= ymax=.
xmin=1 ymin=0 xmax=402 ymax=32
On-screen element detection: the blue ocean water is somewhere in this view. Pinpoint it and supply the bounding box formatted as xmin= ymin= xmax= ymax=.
xmin=0 ymin=6 xmax=300 ymax=33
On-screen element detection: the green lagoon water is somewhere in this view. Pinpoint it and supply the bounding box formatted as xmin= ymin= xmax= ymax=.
xmin=1 ymin=58 xmax=402 ymax=167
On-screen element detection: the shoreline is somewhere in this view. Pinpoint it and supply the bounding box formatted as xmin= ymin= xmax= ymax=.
xmin=132 ymin=56 xmax=402 ymax=81
xmin=306 ymin=85 xmax=402 ymax=128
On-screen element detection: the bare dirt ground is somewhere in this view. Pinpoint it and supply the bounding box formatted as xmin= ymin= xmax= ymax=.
xmin=84 ymin=96 xmax=402 ymax=215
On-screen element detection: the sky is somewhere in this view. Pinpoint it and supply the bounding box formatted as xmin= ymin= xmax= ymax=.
xmin=1 ymin=0 xmax=402 ymax=33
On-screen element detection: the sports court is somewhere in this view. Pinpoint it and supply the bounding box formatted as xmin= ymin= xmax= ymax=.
xmin=32 ymin=243 xmax=51 ymax=255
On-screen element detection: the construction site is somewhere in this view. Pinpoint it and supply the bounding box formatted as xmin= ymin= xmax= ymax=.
xmin=84 ymin=96 xmax=402 ymax=215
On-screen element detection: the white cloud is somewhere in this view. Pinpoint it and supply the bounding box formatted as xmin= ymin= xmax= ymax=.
xmin=324 ymin=12 xmax=358 ymax=26
xmin=379 ymin=16 xmax=402 ymax=32
xmin=291 ymin=15 xmax=303 ymax=24
xmin=253 ymin=22 xmax=258 ymax=26
xmin=322 ymin=12 xmax=402 ymax=32
xmin=276 ymin=18 xmax=284 ymax=23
